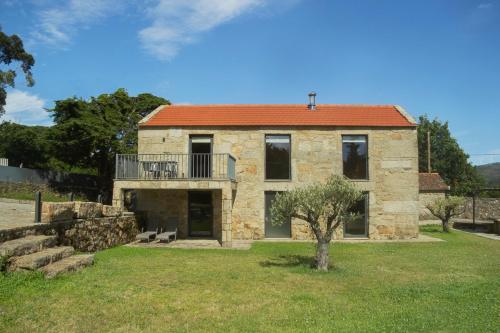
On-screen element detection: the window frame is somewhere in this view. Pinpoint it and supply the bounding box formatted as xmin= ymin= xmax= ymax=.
xmin=341 ymin=134 xmax=369 ymax=180
xmin=343 ymin=192 xmax=369 ymax=238
xmin=264 ymin=134 xmax=292 ymax=181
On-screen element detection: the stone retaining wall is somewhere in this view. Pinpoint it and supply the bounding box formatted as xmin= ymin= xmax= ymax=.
xmin=0 ymin=201 xmax=138 ymax=251
xmin=459 ymin=197 xmax=500 ymax=220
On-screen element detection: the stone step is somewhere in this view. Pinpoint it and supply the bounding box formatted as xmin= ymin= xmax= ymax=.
xmin=40 ymin=254 xmax=94 ymax=279
xmin=7 ymin=246 xmax=75 ymax=272
xmin=0 ymin=235 xmax=57 ymax=259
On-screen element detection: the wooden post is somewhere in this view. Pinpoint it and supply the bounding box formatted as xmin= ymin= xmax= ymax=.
xmin=34 ymin=191 xmax=42 ymax=223
xmin=472 ymin=194 xmax=476 ymax=230
xmin=427 ymin=130 xmax=431 ymax=173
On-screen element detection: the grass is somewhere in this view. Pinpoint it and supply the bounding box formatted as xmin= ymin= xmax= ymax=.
xmin=0 ymin=190 xmax=87 ymax=202
xmin=0 ymin=226 xmax=499 ymax=332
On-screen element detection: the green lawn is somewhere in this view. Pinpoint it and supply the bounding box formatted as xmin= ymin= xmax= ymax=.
xmin=1 ymin=226 xmax=499 ymax=332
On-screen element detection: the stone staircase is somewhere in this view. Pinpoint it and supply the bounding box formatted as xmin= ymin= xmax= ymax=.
xmin=0 ymin=235 xmax=94 ymax=278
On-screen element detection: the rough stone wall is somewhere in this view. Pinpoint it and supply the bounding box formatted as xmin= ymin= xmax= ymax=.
xmin=419 ymin=192 xmax=446 ymax=220
xmin=134 ymin=126 xmax=419 ymax=240
xmin=459 ymin=197 xmax=500 ymax=220
xmin=0 ymin=216 xmax=138 ymax=251
xmin=62 ymin=216 xmax=138 ymax=252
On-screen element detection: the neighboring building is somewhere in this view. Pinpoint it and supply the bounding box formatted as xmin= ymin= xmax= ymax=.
xmin=113 ymin=99 xmax=419 ymax=247
xmin=418 ymin=172 xmax=449 ymax=220
xmin=0 ymin=158 xmax=8 ymax=167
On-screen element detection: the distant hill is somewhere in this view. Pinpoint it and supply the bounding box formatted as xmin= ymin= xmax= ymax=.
xmin=476 ymin=162 xmax=500 ymax=186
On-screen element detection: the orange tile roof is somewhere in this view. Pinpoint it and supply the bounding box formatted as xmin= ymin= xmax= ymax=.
xmin=419 ymin=173 xmax=450 ymax=192
xmin=140 ymin=104 xmax=416 ymax=127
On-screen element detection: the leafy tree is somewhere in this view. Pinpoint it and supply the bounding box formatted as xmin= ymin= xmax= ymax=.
xmin=49 ymin=89 xmax=169 ymax=199
xmin=426 ymin=196 xmax=465 ymax=232
xmin=270 ymin=175 xmax=362 ymax=271
xmin=0 ymin=27 xmax=35 ymax=117
xmin=418 ymin=116 xmax=483 ymax=195
xmin=0 ymin=122 xmax=51 ymax=169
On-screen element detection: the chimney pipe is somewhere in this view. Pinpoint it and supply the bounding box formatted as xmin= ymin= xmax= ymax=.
xmin=308 ymin=92 xmax=317 ymax=110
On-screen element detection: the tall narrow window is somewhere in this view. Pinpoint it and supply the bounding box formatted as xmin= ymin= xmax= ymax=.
xmin=265 ymin=191 xmax=291 ymax=238
xmin=342 ymin=135 xmax=368 ymax=180
xmin=265 ymin=135 xmax=291 ymax=180
xmin=344 ymin=193 xmax=368 ymax=238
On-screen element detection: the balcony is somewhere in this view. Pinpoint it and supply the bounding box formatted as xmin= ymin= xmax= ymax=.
xmin=115 ymin=153 xmax=236 ymax=181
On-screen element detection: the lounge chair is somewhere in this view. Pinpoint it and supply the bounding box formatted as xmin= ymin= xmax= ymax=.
xmin=136 ymin=220 xmax=159 ymax=243
xmin=157 ymin=217 xmax=178 ymax=243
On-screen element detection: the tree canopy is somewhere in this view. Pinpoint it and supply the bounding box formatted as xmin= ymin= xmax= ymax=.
xmin=418 ymin=115 xmax=483 ymax=195
xmin=49 ymin=89 xmax=169 ymax=198
xmin=0 ymin=27 xmax=35 ymax=117
xmin=271 ymin=175 xmax=363 ymax=271
xmin=0 ymin=122 xmax=51 ymax=169
xmin=426 ymin=196 xmax=465 ymax=232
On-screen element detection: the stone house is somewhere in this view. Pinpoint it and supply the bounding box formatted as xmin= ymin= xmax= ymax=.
xmin=113 ymin=98 xmax=419 ymax=247
xmin=418 ymin=173 xmax=449 ymax=220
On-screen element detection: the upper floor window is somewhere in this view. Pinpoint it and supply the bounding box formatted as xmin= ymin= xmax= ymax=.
xmin=342 ymin=135 xmax=368 ymax=180
xmin=265 ymin=135 xmax=291 ymax=180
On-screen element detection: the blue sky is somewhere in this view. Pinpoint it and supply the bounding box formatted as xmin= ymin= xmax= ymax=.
xmin=1 ymin=0 xmax=499 ymax=165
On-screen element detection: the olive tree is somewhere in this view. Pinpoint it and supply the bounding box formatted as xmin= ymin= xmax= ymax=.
xmin=426 ymin=196 xmax=465 ymax=232
xmin=270 ymin=175 xmax=362 ymax=271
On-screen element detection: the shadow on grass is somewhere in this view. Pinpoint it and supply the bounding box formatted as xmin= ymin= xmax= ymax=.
xmin=259 ymin=254 xmax=315 ymax=269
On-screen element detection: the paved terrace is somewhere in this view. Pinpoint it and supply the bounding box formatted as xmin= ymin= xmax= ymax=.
xmin=0 ymin=199 xmax=37 ymax=231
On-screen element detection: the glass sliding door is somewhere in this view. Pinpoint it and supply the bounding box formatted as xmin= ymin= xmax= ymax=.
xmin=190 ymin=136 xmax=212 ymax=178
xmin=188 ymin=191 xmax=213 ymax=237
xmin=265 ymin=191 xmax=291 ymax=238
xmin=344 ymin=194 xmax=369 ymax=238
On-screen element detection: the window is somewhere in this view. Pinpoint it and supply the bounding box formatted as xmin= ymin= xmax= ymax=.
xmin=344 ymin=193 xmax=368 ymax=238
xmin=342 ymin=135 xmax=368 ymax=179
xmin=265 ymin=191 xmax=291 ymax=238
xmin=265 ymin=135 xmax=291 ymax=180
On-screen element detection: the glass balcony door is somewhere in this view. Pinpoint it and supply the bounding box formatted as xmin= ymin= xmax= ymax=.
xmin=190 ymin=136 xmax=212 ymax=178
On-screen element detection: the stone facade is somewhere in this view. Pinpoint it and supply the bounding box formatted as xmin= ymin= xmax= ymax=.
xmin=113 ymin=126 xmax=419 ymax=244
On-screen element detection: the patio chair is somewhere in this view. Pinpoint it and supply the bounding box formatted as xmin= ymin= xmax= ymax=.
xmin=136 ymin=219 xmax=160 ymax=243
xmin=157 ymin=217 xmax=179 ymax=243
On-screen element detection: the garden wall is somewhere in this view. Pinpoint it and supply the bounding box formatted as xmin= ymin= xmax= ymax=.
xmin=0 ymin=202 xmax=138 ymax=251
xmin=459 ymin=197 xmax=500 ymax=220
xmin=0 ymin=165 xmax=98 ymax=199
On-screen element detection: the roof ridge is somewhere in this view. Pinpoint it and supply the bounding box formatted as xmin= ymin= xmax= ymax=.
xmin=167 ymin=104 xmax=397 ymax=108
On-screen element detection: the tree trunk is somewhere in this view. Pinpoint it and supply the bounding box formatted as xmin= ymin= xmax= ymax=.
xmin=442 ymin=219 xmax=450 ymax=232
xmin=315 ymin=240 xmax=330 ymax=271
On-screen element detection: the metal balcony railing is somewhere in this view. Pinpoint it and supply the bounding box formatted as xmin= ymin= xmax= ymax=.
xmin=115 ymin=153 xmax=236 ymax=181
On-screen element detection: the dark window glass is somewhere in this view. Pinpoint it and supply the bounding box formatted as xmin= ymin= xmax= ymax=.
xmin=265 ymin=135 xmax=291 ymax=180
xmin=265 ymin=191 xmax=291 ymax=238
xmin=344 ymin=194 xmax=368 ymax=237
xmin=342 ymin=135 xmax=368 ymax=179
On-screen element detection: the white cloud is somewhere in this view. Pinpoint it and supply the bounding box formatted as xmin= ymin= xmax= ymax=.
xmin=3 ymin=89 xmax=52 ymax=126
xmin=31 ymin=0 xmax=124 ymax=47
xmin=478 ymin=3 xmax=493 ymax=9
xmin=28 ymin=0 xmax=296 ymax=59
xmin=138 ymin=0 xmax=265 ymax=60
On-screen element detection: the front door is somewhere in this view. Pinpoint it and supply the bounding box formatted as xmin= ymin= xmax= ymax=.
xmin=265 ymin=191 xmax=291 ymax=238
xmin=188 ymin=191 xmax=213 ymax=237
xmin=190 ymin=136 xmax=212 ymax=178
